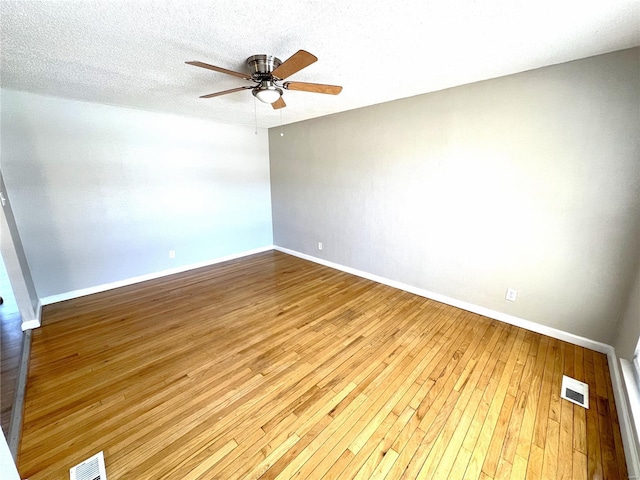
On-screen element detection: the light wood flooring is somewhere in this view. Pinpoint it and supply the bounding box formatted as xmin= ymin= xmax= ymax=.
xmin=19 ymin=251 xmax=628 ymax=479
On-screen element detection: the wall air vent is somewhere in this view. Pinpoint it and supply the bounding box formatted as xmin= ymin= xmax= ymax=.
xmin=70 ymin=451 xmax=108 ymax=480
xmin=561 ymin=375 xmax=589 ymax=409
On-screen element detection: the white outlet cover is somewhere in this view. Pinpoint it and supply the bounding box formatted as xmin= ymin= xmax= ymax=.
xmin=506 ymin=288 xmax=518 ymax=302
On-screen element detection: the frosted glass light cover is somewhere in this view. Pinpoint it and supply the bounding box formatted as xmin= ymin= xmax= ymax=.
xmin=255 ymin=88 xmax=281 ymax=104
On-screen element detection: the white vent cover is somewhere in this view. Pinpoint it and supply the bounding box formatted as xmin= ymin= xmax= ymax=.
xmin=70 ymin=451 xmax=107 ymax=480
xmin=561 ymin=375 xmax=589 ymax=409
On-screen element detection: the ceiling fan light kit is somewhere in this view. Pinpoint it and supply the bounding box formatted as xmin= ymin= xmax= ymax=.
xmin=187 ymin=50 xmax=342 ymax=110
xmin=252 ymin=80 xmax=283 ymax=104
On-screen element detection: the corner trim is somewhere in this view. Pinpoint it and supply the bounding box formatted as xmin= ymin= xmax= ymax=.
xmin=40 ymin=246 xmax=275 ymax=307
xmin=19 ymin=301 xmax=42 ymax=330
xmin=274 ymin=245 xmax=640 ymax=476
xmin=21 ymin=318 xmax=40 ymax=330
xmin=8 ymin=329 xmax=31 ymax=461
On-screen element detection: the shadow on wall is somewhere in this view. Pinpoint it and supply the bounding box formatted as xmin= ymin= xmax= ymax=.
xmin=1 ymin=97 xmax=70 ymax=299
xmin=0 ymin=254 xmax=22 ymax=438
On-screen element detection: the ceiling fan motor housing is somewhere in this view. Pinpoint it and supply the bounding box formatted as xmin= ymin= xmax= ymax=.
xmin=246 ymin=55 xmax=282 ymax=81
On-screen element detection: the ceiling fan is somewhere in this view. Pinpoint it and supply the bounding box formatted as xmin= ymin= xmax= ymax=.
xmin=186 ymin=50 xmax=342 ymax=109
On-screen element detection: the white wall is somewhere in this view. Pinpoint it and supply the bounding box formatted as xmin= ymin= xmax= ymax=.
xmin=0 ymin=430 xmax=20 ymax=480
xmin=270 ymin=48 xmax=640 ymax=345
xmin=1 ymin=172 xmax=39 ymax=327
xmin=616 ymin=260 xmax=640 ymax=477
xmin=616 ymin=262 xmax=640 ymax=360
xmin=1 ymin=89 xmax=273 ymax=299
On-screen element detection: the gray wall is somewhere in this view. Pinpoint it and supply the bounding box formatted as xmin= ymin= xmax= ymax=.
xmin=270 ymin=48 xmax=640 ymax=345
xmin=1 ymin=89 xmax=273 ymax=299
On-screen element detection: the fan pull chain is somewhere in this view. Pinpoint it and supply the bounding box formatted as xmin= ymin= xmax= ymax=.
xmin=280 ymin=109 xmax=284 ymax=137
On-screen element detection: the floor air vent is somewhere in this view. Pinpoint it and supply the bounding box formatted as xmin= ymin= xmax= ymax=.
xmin=70 ymin=451 xmax=107 ymax=480
xmin=561 ymin=375 xmax=589 ymax=409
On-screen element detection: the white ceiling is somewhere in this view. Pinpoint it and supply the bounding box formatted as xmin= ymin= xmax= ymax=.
xmin=1 ymin=0 xmax=638 ymax=128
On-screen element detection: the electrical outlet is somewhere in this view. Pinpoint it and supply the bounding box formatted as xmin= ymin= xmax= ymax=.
xmin=317 ymin=242 xmax=323 ymax=251
xmin=506 ymin=288 xmax=518 ymax=302
xmin=169 ymin=250 xmax=176 ymax=259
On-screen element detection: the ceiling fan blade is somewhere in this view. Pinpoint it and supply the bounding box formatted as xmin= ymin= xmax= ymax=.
xmin=271 ymin=50 xmax=317 ymax=80
xmin=284 ymin=81 xmax=342 ymax=95
xmin=271 ymin=97 xmax=286 ymax=109
xmin=199 ymin=86 xmax=253 ymax=98
xmin=186 ymin=61 xmax=251 ymax=80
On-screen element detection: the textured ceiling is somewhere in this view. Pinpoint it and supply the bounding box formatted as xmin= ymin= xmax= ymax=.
xmin=1 ymin=0 xmax=639 ymax=128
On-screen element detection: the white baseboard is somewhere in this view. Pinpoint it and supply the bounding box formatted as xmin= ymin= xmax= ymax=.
xmin=40 ymin=245 xmax=275 ymax=307
xmin=20 ymin=318 xmax=40 ymax=330
xmin=274 ymin=245 xmax=640 ymax=476
xmin=616 ymin=359 xmax=640 ymax=478
xmin=20 ymin=300 xmax=43 ymax=330
xmin=274 ymin=246 xmax=609 ymax=352
xmin=28 ymin=243 xmax=640 ymax=475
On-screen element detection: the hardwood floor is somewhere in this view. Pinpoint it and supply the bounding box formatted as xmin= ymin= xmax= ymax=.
xmin=19 ymin=251 xmax=628 ymax=479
